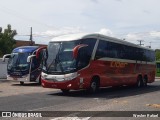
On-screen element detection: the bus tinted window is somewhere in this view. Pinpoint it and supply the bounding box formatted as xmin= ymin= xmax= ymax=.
xmin=95 ymin=39 xmax=155 ymax=62
xmin=81 ymin=38 xmax=97 ymax=57
xmin=95 ymin=40 xmax=123 ymax=59
xmin=77 ymin=38 xmax=96 ymax=69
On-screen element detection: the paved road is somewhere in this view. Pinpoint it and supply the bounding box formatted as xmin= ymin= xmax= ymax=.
xmin=0 ymin=79 xmax=160 ymax=120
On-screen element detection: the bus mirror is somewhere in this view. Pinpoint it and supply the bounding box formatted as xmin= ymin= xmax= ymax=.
xmin=2 ymin=54 xmax=11 ymax=62
xmin=36 ymin=46 xmax=47 ymax=59
xmin=73 ymin=44 xmax=88 ymax=59
xmin=27 ymin=55 xmax=36 ymax=63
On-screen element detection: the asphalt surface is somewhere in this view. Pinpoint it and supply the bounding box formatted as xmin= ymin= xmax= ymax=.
xmin=0 ymin=79 xmax=160 ymax=120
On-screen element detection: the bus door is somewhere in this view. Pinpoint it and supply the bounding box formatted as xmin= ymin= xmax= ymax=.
xmin=30 ymin=55 xmax=42 ymax=82
xmin=28 ymin=46 xmax=47 ymax=83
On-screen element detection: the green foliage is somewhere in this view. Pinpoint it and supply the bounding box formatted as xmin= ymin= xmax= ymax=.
xmin=156 ymin=71 xmax=160 ymax=77
xmin=155 ymin=49 xmax=160 ymax=61
xmin=0 ymin=24 xmax=17 ymax=57
xmin=156 ymin=61 xmax=160 ymax=77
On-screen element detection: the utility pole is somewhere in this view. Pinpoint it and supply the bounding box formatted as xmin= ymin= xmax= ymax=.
xmin=149 ymin=42 xmax=152 ymax=48
xmin=0 ymin=27 xmax=2 ymax=32
xmin=137 ymin=40 xmax=144 ymax=46
xmin=29 ymin=27 xmax=33 ymax=46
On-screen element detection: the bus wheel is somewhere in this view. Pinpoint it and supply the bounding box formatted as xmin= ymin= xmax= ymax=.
xmin=143 ymin=77 xmax=148 ymax=87
xmin=136 ymin=76 xmax=143 ymax=87
xmin=61 ymin=89 xmax=70 ymax=94
xmin=38 ymin=76 xmax=42 ymax=85
xmin=89 ymin=79 xmax=99 ymax=93
xmin=20 ymin=81 xmax=24 ymax=85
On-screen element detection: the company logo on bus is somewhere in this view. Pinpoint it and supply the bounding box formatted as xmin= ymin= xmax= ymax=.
xmin=110 ymin=61 xmax=128 ymax=68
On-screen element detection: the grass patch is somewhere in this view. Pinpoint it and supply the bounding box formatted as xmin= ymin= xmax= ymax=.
xmin=156 ymin=72 xmax=160 ymax=77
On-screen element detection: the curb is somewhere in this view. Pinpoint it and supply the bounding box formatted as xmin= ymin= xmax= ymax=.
xmin=0 ymin=79 xmax=7 ymax=82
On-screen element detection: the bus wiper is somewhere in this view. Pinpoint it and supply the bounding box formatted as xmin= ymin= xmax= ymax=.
xmin=55 ymin=44 xmax=64 ymax=73
xmin=15 ymin=54 xmax=24 ymax=72
xmin=54 ymin=56 xmax=64 ymax=73
xmin=47 ymin=58 xmax=56 ymax=71
xmin=47 ymin=43 xmax=64 ymax=73
xmin=9 ymin=54 xmax=16 ymax=71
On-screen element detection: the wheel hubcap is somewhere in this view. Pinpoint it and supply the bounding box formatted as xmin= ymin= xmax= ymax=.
xmin=91 ymin=82 xmax=97 ymax=91
xmin=143 ymin=79 xmax=147 ymax=86
xmin=137 ymin=80 xmax=141 ymax=87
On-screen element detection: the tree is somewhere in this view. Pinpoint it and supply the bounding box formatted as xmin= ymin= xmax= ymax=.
xmin=155 ymin=49 xmax=160 ymax=61
xmin=0 ymin=24 xmax=17 ymax=57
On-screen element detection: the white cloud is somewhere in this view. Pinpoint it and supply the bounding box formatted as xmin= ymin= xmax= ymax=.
xmin=34 ymin=27 xmax=82 ymax=37
xmin=97 ymin=28 xmax=113 ymax=36
xmin=124 ymin=31 xmax=160 ymax=49
xmin=149 ymin=31 xmax=160 ymax=38
xmin=33 ymin=28 xmax=160 ymax=49
xmin=125 ymin=33 xmax=141 ymax=41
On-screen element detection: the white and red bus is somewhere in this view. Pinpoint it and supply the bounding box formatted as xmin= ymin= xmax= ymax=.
xmin=38 ymin=33 xmax=156 ymax=93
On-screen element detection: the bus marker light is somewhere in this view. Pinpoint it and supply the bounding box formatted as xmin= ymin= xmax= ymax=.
xmin=42 ymin=83 xmax=45 ymax=86
xmin=80 ymin=78 xmax=83 ymax=83
xmin=67 ymin=84 xmax=72 ymax=88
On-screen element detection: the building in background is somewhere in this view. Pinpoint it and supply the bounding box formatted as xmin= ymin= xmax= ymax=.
xmin=0 ymin=40 xmax=47 ymax=79
xmin=16 ymin=40 xmax=47 ymax=47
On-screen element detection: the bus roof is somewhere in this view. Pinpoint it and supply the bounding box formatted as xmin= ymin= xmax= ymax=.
xmin=13 ymin=46 xmax=39 ymax=53
xmin=50 ymin=33 xmax=154 ymax=51
xmin=51 ymin=33 xmax=88 ymax=42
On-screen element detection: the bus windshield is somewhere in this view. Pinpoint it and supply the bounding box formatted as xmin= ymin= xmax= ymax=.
xmin=43 ymin=40 xmax=81 ymax=74
xmin=8 ymin=52 xmax=30 ymax=72
xmin=43 ymin=38 xmax=96 ymax=74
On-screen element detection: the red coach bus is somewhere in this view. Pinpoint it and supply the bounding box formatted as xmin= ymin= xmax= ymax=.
xmin=36 ymin=33 xmax=156 ymax=93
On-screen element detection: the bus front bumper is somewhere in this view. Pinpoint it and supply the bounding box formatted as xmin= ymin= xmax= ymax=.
xmin=41 ymin=78 xmax=83 ymax=90
xmin=7 ymin=75 xmax=30 ymax=82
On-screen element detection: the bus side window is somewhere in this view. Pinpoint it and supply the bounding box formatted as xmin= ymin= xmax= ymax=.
xmin=77 ymin=38 xmax=96 ymax=69
xmin=77 ymin=47 xmax=89 ymax=69
xmin=38 ymin=51 xmax=43 ymax=68
xmin=95 ymin=40 xmax=107 ymax=59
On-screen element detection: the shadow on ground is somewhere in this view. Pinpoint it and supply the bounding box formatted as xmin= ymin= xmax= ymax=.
xmin=11 ymin=83 xmax=41 ymax=87
xmin=48 ymin=82 xmax=160 ymax=99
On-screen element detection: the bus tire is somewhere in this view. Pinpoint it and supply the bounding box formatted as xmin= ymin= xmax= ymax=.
xmin=61 ymin=89 xmax=70 ymax=94
xmin=38 ymin=76 xmax=42 ymax=85
xmin=20 ymin=81 xmax=24 ymax=85
xmin=143 ymin=76 xmax=148 ymax=87
xmin=136 ymin=76 xmax=143 ymax=88
xmin=88 ymin=77 xmax=100 ymax=93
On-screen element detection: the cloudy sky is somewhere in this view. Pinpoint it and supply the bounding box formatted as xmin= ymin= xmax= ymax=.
xmin=0 ymin=0 xmax=160 ymax=49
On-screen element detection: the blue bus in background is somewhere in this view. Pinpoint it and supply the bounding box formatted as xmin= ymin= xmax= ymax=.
xmin=3 ymin=46 xmax=46 ymax=85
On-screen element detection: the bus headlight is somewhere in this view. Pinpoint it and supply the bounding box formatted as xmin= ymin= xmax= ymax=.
xmin=64 ymin=72 xmax=78 ymax=81
xmin=41 ymin=72 xmax=79 ymax=82
xmin=41 ymin=73 xmax=47 ymax=79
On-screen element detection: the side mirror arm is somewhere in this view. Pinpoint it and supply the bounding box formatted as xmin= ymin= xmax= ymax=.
xmin=73 ymin=44 xmax=88 ymax=59
xmin=27 ymin=55 xmax=36 ymax=63
xmin=2 ymin=54 xmax=11 ymax=62
xmin=36 ymin=46 xmax=47 ymax=59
